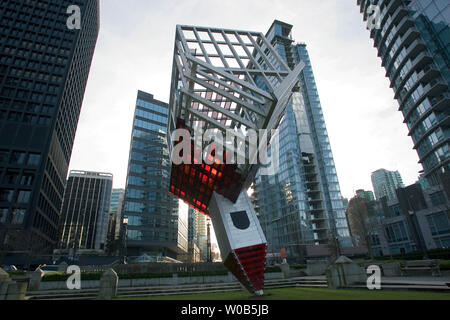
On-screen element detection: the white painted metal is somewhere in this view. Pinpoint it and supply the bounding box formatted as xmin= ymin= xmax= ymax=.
xmin=209 ymin=190 xmax=266 ymax=258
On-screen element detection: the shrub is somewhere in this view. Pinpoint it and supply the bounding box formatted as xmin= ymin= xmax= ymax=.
xmin=290 ymin=265 xmax=307 ymax=270
xmin=440 ymin=260 xmax=450 ymax=270
xmin=42 ymin=272 xmax=103 ymax=282
xmin=118 ymin=272 xmax=173 ymax=280
xmin=265 ymin=266 xmax=282 ymax=273
xmin=178 ymin=270 xmax=228 ymax=278
xmin=7 ymin=271 xmax=26 ymax=276
xmin=41 ymin=270 xmax=231 ymax=282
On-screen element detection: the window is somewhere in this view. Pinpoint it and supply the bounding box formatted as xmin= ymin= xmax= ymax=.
xmin=124 ymin=201 xmax=144 ymax=213
xmin=0 ymin=208 xmax=9 ymax=223
xmin=11 ymin=151 xmax=26 ymax=164
xmin=148 ymin=192 xmax=157 ymax=201
xmin=127 ymin=230 xmax=143 ymax=241
xmin=430 ymin=191 xmax=446 ymax=206
xmin=0 ymin=189 xmax=14 ymax=202
xmin=11 ymin=209 xmax=25 ymax=224
xmin=27 ymin=153 xmax=41 ymax=166
xmin=20 ymin=171 xmax=35 ymax=186
xmin=0 ymin=150 xmax=9 ymax=163
xmin=386 ymin=222 xmax=410 ymax=243
xmin=126 ymin=188 xmax=144 ymax=199
xmin=4 ymin=170 xmax=19 ymax=185
xmin=427 ymin=212 xmax=450 ymax=236
xmin=128 ymin=176 xmax=144 ymax=187
xmin=17 ymin=190 xmax=31 ymax=204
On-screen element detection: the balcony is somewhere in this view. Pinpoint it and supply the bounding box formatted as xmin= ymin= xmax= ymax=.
xmin=431 ymin=92 xmax=450 ymax=112
xmin=381 ymin=20 xmax=418 ymax=64
xmin=402 ymin=78 xmax=448 ymax=117
xmin=386 ymin=38 xmax=427 ymax=78
xmin=374 ymin=0 xmax=405 ymax=46
xmin=390 ymin=51 xmax=433 ymax=90
xmin=378 ymin=7 xmax=411 ymax=54
xmin=310 ymin=215 xmax=327 ymax=222
xmin=396 ymin=64 xmax=440 ymax=102
xmin=306 ymin=189 xmax=321 ymax=196
xmin=417 ymin=133 xmax=450 ymax=164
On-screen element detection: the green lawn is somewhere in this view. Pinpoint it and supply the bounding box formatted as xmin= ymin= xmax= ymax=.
xmin=118 ymin=287 xmax=450 ymax=301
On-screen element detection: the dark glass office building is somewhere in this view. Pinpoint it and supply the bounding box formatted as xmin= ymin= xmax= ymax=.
xmin=253 ymin=21 xmax=352 ymax=263
xmin=57 ymin=171 xmax=113 ymax=254
xmin=122 ymin=91 xmax=187 ymax=259
xmin=357 ymin=0 xmax=449 ymax=186
xmin=0 ymin=1 xmax=100 ymax=255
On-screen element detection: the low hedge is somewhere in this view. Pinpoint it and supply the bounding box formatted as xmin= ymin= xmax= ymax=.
xmin=290 ymin=264 xmax=307 ymax=270
xmin=265 ymin=266 xmax=282 ymax=273
xmin=178 ymin=270 xmax=228 ymax=278
xmin=7 ymin=271 xmax=26 ymax=276
xmin=440 ymin=260 xmax=450 ymax=270
xmin=42 ymin=272 xmax=103 ymax=282
xmin=41 ymin=270 xmax=229 ymax=282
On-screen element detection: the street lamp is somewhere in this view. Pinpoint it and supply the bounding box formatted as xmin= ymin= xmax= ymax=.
xmin=122 ymin=217 xmax=129 ymax=264
xmin=267 ymin=218 xmax=281 ymax=264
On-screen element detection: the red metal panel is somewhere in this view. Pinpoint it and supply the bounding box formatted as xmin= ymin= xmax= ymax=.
xmin=169 ymin=118 xmax=243 ymax=215
xmin=235 ymin=244 xmax=267 ymax=292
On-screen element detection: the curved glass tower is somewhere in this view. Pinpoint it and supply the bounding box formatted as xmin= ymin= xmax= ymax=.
xmin=253 ymin=21 xmax=352 ymax=263
xmin=357 ymin=0 xmax=449 ymax=186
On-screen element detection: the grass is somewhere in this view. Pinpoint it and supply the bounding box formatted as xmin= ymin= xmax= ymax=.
xmin=117 ymin=287 xmax=450 ymax=301
xmin=440 ymin=260 xmax=450 ymax=270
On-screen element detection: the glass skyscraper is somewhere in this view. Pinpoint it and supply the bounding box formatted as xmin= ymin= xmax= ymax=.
xmin=109 ymin=188 xmax=125 ymax=240
xmin=253 ymin=21 xmax=352 ymax=262
xmin=357 ymin=0 xmax=449 ymax=186
xmin=0 ymin=0 xmax=100 ymax=256
xmin=371 ymin=168 xmax=405 ymax=202
xmin=122 ymin=91 xmax=187 ymax=259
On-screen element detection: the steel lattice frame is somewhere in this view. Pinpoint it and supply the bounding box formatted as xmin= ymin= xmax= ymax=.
xmin=168 ymin=25 xmax=305 ymax=191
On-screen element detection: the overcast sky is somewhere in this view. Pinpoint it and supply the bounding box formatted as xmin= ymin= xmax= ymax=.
xmin=68 ymin=0 xmax=424 ymax=200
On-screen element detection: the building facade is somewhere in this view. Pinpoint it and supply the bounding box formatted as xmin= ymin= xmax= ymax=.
xmin=105 ymin=188 xmax=125 ymax=255
xmin=358 ymin=0 xmax=449 ymax=186
xmin=362 ymin=180 xmax=450 ymax=256
xmin=57 ymin=171 xmax=113 ymax=254
xmin=122 ymin=91 xmax=187 ymax=260
xmin=253 ymin=21 xmax=352 ymax=263
xmin=109 ymin=188 xmax=125 ymax=240
xmin=187 ymin=208 xmax=203 ymax=263
xmin=0 ymin=0 xmax=100 ymax=255
xmin=371 ymin=169 xmax=405 ymax=201
xmin=356 ymin=189 xmax=376 ymax=201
